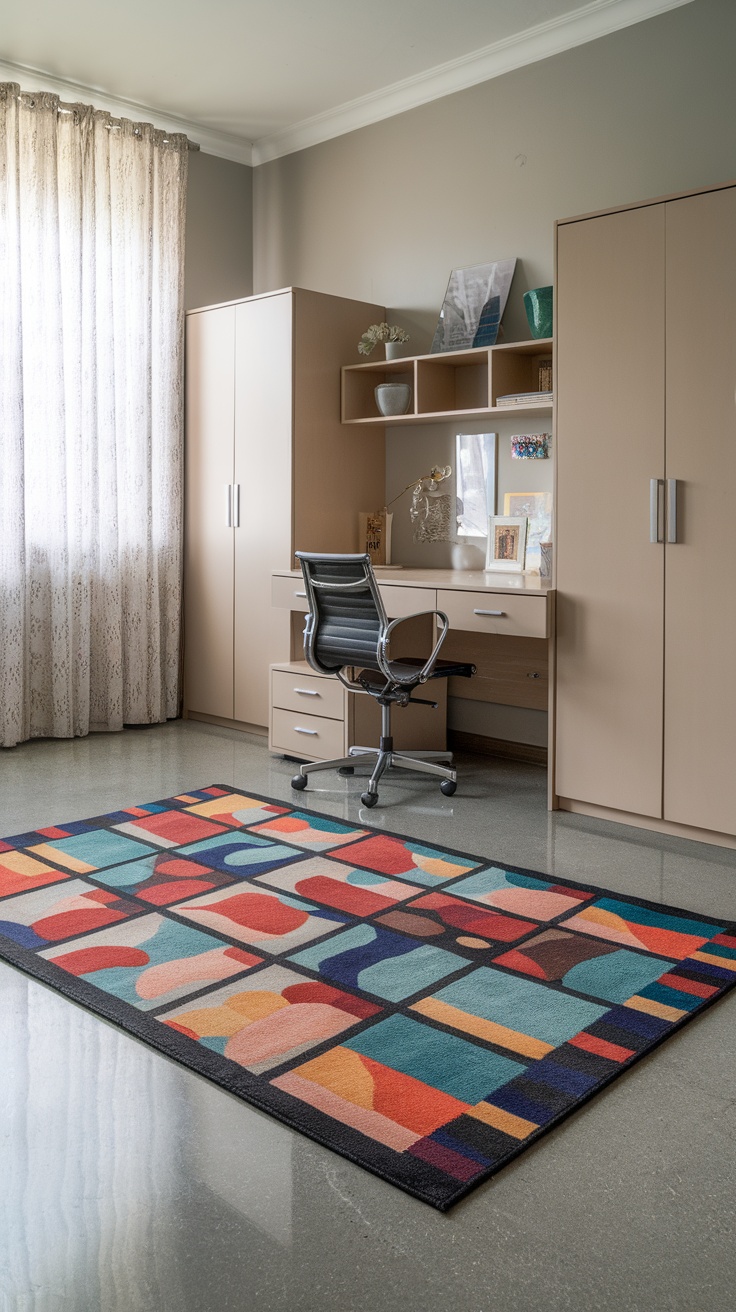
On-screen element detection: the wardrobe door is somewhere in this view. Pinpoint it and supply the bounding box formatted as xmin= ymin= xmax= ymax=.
xmin=663 ymin=186 xmax=736 ymax=833
xmin=233 ymin=293 xmax=292 ymax=728
xmin=183 ymin=305 xmax=235 ymax=719
xmin=555 ymin=205 xmax=666 ymax=815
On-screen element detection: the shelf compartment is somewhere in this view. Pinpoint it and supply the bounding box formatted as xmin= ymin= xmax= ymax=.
xmin=415 ymin=349 xmax=490 ymax=415
xmin=490 ymin=337 xmax=553 ymax=406
xmin=341 ymin=360 xmax=416 ymax=422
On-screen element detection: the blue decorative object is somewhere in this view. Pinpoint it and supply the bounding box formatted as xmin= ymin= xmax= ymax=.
xmin=472 ymin=294 xmax=500 ymax=347
xmin=511 ymin=433 xmax=550 ymax=459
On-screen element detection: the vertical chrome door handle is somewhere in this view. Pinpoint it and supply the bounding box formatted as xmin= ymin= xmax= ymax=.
xmin=666 ymin=478 xmax=678 ymax=543
xmin=650 ymin=478 xmax=664 ymax=543
xmin=225 ymin=483 xmax=233 ymax=528
xmin=233 ymin=483 xmax=241 ymax=528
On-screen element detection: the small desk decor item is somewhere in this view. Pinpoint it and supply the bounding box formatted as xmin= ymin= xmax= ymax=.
xmin=358 ymin=322 xmax=410 ymax=358
xmin=375 ymin=382 xmax=412 ymax=416
xmin=385 ymin=464 xmax=452 ymax=543
xmin=537 ymin=358 xmax=553 ymax=391
xmin=486 ymin=515 xmax=528 ymax=572
xmin=523 ymin=285 xmax=553 ymax=339
xmin=359 ymin=509 xmax=393 ymax=565
xmin=503 ymin=491 xmax=552 ymax=572
xmin=511 ymin=433 xmax=550 ymax=460
xmin=431 ymin=259 xmax=516 ymax=352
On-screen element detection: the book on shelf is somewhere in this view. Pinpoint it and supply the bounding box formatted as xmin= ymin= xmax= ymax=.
xmin=496 ymin=390 xmax=553 ymax=407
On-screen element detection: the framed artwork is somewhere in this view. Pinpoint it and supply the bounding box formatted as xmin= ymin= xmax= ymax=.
xmin=431 ymin=260 xmax=517 ymax=353
xmin=502 ymin=491 xmax=552 ymax=572
xmin=486 ymin=516 xmax=527 ymax=572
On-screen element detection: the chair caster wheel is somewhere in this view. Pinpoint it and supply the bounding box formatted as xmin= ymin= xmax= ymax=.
xmin=361 ymin=791 xmax=379 ymax=808
xmin=291 ymin=774 xmax=308 ymax=790
xmin=440 ymin=779 xmax=457 ymax=797
xmin=338 ymin=766 xmax=354 ymax=776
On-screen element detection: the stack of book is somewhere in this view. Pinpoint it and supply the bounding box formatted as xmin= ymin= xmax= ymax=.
xmin=496 ymin=390 xmax=553 ymax=407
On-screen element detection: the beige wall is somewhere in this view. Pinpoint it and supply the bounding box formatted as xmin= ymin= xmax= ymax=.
xmin=185 ymin=150 xmax=253 ymax=312
xmin=253 ymin=0 xmax=736 ymax=342
xmin=250 ymin=0 xmax=736 ymax=745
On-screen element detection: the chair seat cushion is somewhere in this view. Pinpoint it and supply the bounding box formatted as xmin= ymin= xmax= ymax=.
xmin=358 ymin=657 xmax=475 ymax=687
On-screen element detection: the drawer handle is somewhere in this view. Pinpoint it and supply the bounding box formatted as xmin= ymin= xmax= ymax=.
xmin=294 ymin=688 xmax=320 ymax=697
xmin=473 ymin=608 xmax=506 ymax=617
xmin=293 ymin=727 xmax=318 ymax=736
xmin=295 ymin=590 xmax=307 ymax=598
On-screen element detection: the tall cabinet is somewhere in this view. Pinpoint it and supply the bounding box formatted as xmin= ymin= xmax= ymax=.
xmin=554 ymin=182 xmax=736 ymax=841
xmin=183 ymin=287 xmax=385 ymax=731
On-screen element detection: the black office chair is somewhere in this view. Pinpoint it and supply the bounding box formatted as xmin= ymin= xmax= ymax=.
xmin=290 ymin=552 xmax=475 ymax=807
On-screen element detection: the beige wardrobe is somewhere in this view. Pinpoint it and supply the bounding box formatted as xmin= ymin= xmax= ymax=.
xmin=554 ymin=181 xmax=736 ymax=842
xmin=183 ymin=287 xmax=385 ymax=731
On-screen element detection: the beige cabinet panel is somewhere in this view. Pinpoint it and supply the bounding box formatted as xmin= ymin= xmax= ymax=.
xmin=379 ymin=584 xmax=436 ymax=619
xmin=555 ymin=205 xmax=666 ymax=816
xmin=233 ymin=294 xmax=292 ymax=727
xmin=271 ymin=707 xmax=347 ymax=759
xmin=272 ymin=575 xmax=309 ymax=612
xmin=663 ymin=187 xmax=736 ymax=833
xmin=183 ymin=305 xmax=236 ymax=719
xmin=272 ymin=667 xmax=345 ymax=719
xmin=438 ymin=590 xmax=548 ymax=639
xmin=186 ymin=289 xmax=386 ymax=734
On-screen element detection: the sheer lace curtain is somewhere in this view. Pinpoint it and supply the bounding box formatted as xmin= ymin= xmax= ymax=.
xmin=0 ymin=83 xmax=189 ymax=748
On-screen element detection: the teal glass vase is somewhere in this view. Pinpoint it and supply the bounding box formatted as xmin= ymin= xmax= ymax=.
xmin=523 ymin=285 xmax=553 ymax=339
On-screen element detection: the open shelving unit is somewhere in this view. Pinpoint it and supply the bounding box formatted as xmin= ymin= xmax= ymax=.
xmin=341 ymin=337 xmax=553 ymax=426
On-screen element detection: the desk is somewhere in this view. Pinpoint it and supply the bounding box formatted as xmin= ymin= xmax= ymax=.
xmin=270 ymin=568 xmax=555 ymax=763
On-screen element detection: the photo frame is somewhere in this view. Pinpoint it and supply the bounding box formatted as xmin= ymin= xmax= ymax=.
xmin=431 ymin=260 xmax=517 ymax=353
xmin=359 ymin=510 xmax=393 ymax=565
xmin=485 ymin=515 xmax=528 ymax=572
xmin=503 ymin=491 xmax=552 ymax=572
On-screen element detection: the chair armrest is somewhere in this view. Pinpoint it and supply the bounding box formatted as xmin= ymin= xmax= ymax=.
xmin=377 ymin=610 xmax=449 ymax=684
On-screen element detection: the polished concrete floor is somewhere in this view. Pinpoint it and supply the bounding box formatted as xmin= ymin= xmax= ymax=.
xmin=1 ymin=720 xmax=735 ymax=1312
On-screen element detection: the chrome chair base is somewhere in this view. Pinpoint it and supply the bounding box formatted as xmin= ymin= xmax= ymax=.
xmin=291 ymin=742 xmax=457 ymax=807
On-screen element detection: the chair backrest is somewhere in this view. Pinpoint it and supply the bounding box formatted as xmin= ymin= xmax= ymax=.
xmin=296 ymin=552 xmax=388 ymax=676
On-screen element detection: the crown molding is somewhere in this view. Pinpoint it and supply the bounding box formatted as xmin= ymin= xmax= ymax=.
xmin=0 ymin=0 xmax=692 ymax=169
xmin=0 ymin=57 xmax=254 ymax=165
xmin=253 ymin=0 xmax=694 ymax=164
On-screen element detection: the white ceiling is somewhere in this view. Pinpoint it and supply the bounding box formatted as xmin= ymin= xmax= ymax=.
xmin=0 ymin=0 xmax=693 ymax=163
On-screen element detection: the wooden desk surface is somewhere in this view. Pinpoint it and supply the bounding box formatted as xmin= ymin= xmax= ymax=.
xmin=273 ymin=567 xmax=553 ymax=596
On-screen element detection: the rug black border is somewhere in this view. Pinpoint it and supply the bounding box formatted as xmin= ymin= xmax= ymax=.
xmin=1 ymin=782 xmax=735 ymax=1212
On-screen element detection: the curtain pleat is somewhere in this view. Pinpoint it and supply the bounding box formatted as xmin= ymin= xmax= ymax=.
xmin=0 ymin=84 xmax=188 ymax=747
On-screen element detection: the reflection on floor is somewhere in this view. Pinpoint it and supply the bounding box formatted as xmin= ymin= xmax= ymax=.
xmin=1 ymin=719 xmax=735 ymax=1312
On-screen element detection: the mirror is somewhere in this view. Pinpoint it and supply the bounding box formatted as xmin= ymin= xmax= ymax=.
xmin=455 ymin=432 xmax=497 ymax=537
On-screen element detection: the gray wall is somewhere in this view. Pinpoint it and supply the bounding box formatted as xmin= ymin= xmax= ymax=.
xmin=250 ymin=0 xmax=736 ymax=745
xmin=253 ymin=0 xmax=736 ymax=339
xmin=185 ymin=150 xmax=253 ymax=312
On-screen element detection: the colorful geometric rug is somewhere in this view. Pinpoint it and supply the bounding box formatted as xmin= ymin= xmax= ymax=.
xmin=1 ymin=785 xmax=734 ymax=1210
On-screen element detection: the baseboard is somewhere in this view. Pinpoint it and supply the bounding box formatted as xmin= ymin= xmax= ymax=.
xmin=557 ymin=798 xmax=736 ymax=851
xmin=184 ymin=710 xmax=267 ymax=736
xmin=448 ymin=730 xmax=547 ymax=767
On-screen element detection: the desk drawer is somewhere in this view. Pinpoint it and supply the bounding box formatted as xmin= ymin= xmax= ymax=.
xmin=271 ymin=707 xmax=346 ymax=758
xmin=272 ymin=575 xmax=309 ymax=612
xmin=272 ymin=668 xmax=344 ymax=719
xmin=379 ymin=584 xmax=436 ymax=619
xmin=438 ymin=590 xmax=548 ymax=638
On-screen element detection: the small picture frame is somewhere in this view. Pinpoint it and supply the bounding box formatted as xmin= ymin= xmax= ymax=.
xmin=485 ymin=515 xmax=528 ymax=572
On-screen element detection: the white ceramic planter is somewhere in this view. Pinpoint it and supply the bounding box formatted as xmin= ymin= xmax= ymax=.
xmin=375 ymin=382 xmax=412 ymax=416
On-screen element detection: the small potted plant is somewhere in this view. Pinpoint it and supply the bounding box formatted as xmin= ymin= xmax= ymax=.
xmin=358 ymin=322 xmax=410 ymax=359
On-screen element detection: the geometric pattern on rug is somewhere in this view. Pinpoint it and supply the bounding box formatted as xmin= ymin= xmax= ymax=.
xmin=0 ymin=784 xmax=734 ymax=1211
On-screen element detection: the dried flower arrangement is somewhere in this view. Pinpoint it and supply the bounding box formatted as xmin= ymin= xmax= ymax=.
xmin=358 ymin=322 xmax=410 ymax=356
